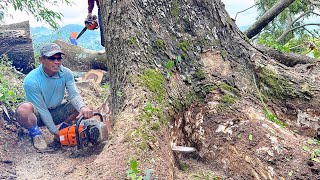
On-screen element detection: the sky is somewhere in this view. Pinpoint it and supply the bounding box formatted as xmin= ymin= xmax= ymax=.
xmin=3 ymin=0 xmax=258 ymax=28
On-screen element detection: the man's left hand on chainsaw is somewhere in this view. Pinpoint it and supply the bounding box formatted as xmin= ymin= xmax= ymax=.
xmin=76 ymin=106 xmax=94 ymax=119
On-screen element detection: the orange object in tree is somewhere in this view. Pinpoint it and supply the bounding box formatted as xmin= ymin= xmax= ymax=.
xmin=59 ymin=124 xmax=85 ymax=146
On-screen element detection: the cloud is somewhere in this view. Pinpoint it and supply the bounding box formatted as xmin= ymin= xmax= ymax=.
xmin=4 ymin=0 xmax=257 ymax=28
xmin=222 ymin=0 xmax=258 ymax=27
xmin=3 ymin=1 xmax=97 ymax=28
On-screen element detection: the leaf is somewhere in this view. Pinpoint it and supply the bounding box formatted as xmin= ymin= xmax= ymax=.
xmin=166 ymin=71 xmax=173 ymax=78
xmin=127 ymin=169 xmax=136 ymax=180
xmin=249 ymin=134 xmax=253 ymax=141
xmin=303 ymin=145 xmax=310 ymax=151
xmin=165 ymin=60 xmax=175 ymax=69
xmin=312 ymin=158 xmax=320 ymax=163
xmin=314 ymin=50 xmax=320 ymax=59
xmin=143 ymin=168 xmax=153 ymax=180
xmin=307 ymin=139 xmax=315 ymax=145
xmin=6 ymin=91 xmax=14 ymax=96
xmin=130 ymin=160 xmax=140 ymax=174
xmin=143 ymin=103 xmax=153 ymax=112
xmin=176 ymin=56 xmax=182 ymax=63
xmin=314 ymin=149 xmax=320 ymax=156
xmin=116 ymin=91 xmax=123 ymax=97
xmin=310 ymin=152 xmax=317 ymax=159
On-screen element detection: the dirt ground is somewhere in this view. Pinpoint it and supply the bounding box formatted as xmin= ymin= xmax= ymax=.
xmin=1 ymin=78 xmax=320 ymax=179
xmin=0 ymin=121 xmax=107 ymax=180
xmin=1 ymin=102 xmax=320 ymax=179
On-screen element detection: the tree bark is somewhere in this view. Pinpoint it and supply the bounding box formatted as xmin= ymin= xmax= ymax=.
xmin=54 ymin=40 xmax=108 ymax=71
xmin=0 ymin=21 xmax=35 ymax=74
xmin=244 ymin=0 xmax=296 ymax=39
xmin=81 ymin=0 xmax=320 ymax=179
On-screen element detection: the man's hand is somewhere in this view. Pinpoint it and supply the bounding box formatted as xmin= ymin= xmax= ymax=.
xmin=76 ymin=106 xmax=93 ymax=119
xmin=87 ymin=13 xmax=92 ymax=18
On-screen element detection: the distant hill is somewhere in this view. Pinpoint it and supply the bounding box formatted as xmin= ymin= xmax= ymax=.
xmin=31 ymin=24 xmax=104 ymax=54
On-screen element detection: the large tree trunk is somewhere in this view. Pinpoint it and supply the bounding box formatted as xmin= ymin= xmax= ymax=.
xmin=74 ymin=0 xmax=320 ymax=179
xmin=0 ymin=21 xmax=35 ymax=74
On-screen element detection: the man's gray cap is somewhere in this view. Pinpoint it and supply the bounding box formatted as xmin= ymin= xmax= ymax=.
xmin=40 ymin=43 xmax=65 ymax=57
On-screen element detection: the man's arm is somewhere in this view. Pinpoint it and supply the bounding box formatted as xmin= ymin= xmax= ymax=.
xmin=24 ymin=84 xmax=58 ymax=134
xmin=64 ymin=69 xmax=93 ymax=118
xmin=88 ymin=0 xmax=95 ymax=14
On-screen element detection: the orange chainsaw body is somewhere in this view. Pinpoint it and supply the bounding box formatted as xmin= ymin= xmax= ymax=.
xmin=58 ymin=113 xmax=108 ymax=149
xmin=58 ymin=124 xmax=85 ymax=146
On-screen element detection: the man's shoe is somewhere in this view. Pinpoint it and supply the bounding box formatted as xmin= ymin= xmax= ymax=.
xmin=33 ymin=135 xmax=47 ymax=150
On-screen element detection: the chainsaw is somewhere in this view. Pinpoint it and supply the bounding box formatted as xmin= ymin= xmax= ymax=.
xmin=58 ymin=112 xmax=108 ymax=149
xmin=76 ymin=15 xmax=99 ymax=40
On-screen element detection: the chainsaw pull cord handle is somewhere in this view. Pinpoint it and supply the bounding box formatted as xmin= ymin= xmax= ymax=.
xmin=75 ymin=112 xmax=103 ymax=149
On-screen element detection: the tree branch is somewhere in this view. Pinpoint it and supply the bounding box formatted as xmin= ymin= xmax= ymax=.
xmin=303 ymin=27 xmax=319 ymax=39
xmin=277 ymin=23 xmax=320 ymax=42
xmin=244 ymin=0 xmax=296 ymax=39
xmin=311 ymin=11 xmax=320 ymax=16
xmin=276 ymin=10 xmax=313 ymax=42
xmin=235 ymin=4 xmax=257 ymax=21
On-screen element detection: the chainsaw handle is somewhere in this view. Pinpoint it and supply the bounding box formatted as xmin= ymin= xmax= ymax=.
xmin=94 ymin=112 xmax=103 ymax=122
xmin=75 ymin=115 xmax=85 ymax=149
xmin=75 ymin=112 xmax=103 ymax=149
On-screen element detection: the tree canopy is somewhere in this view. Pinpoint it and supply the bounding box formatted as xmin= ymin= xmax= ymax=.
xmin=255 ymin=0 xmax=320 ymax=44
xmin=0 ymin=0 xmax=72 ymax=29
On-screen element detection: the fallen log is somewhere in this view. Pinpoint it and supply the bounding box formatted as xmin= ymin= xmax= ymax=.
xmin=256 ymin=44 xmax=316 ymax=67
xmin=0 ymin=21 xmax=35 ymax=74
xmin=54 ymin=40 xmax=107 ymax=72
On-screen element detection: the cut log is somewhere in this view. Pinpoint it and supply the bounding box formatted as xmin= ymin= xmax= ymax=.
xmin=0 ymin=21 xmax=35 ymax=74
xmin=82 ymin=69 xmax=106 ymax=84
xmin=54 ymin=40 xmax=107 ymax=72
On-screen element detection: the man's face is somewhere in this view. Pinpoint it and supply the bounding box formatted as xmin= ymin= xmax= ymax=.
xmin=40 ymin=53 xmax=63 ymax=76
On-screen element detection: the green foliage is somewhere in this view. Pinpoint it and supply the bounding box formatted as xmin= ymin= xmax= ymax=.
xmin=165 ymin=56 xmax=182 ymax=78
xmin=127 ymin=160 xmax=153 ymax=180
xmin=155 ymin=39 xmax=167 ymax=50
xmin=140 ymin=69 xmax=166 ymax=102
xmin=221 ymin=94 xmax=236 ymax=104
xmin=170 ymin=1 xmax=180 ymax=17
xmin=101 ymin=83 xmax=110 ymax=99
xmin=264 ymin=109 xmax=286 ymax=127
xmin=253 ymin=73 xmax=286 ymax=127
xmin=128 ymin=37 xmax=138 ymax=46
xmin=0 ymin=0 xmax=72 ymax=29
xmin=257 ymin=65 xmax=295 ymax=99
xmin=219 ymin=83 xmax=239 ymax=104
xmin=0 ymin=56 xmax=25 ymax=110
xmin=303 ymin=139 xmax=320 ymax=162
xmin=258 ymin=37 xmax=290 ymax=52
xmin=141 ymin=102 xmax=167 ymax=124
xmin=178 ymin=40 xmax=189 ymax=52
xmin=255 ymin=0 xmax=319 ymax=45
